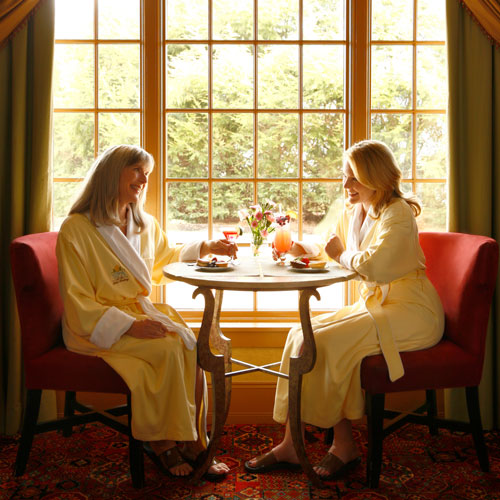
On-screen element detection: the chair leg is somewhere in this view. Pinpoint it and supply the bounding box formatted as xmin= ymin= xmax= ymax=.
xmin=426 ymin=389 xmax=438 ymax=436
xmin=14 ymin=389 xmax=42 ymax=476
xmin=63 ymin=391 xmax=77 ymax=437
xmin=366 ymin=393 xmax=385 ymax=489
xmin=127 ymin=395 xmax=144 ymax=488
xmin=324 ymin=427 xmax=334 ymax=445
xmin=465 ymin=386 xmax=489 ymax=472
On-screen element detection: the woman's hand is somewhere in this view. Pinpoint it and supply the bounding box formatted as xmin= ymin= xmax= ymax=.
xmin=200 ymin=239 xmax=238 ymax=258
xmin=325 ymin=234 xmax=345 ymax=262
xmin=125 ymin=319 xmax=168 ymax=339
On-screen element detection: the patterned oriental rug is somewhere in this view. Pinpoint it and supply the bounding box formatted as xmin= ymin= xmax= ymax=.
xmin=1 ymin=423 xmax=499 ymax=499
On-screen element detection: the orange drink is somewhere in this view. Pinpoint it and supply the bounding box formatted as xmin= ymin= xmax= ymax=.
xmin=274 ymin=223 xmax=292 ymax=264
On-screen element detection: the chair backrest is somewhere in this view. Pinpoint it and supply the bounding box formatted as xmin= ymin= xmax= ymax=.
xmin=10 ymin=232 xmax=63 ymax=361
xmin=419 ymin=232 xmax=498 ymax=360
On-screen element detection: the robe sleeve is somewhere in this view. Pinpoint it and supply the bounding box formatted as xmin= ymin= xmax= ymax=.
xmin=348 ymin=201 xmax=418 ymax=283
xmin=56 ymin=231 xmax=135 ymax=348
xmin=150 ymin=218 xmax=184 ymax=286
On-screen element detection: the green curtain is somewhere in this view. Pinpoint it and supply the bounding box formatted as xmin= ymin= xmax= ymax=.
xmin=446 ymin=0 xmax=500 ymax=429
xmin=0 ymin=0 xmax=56 ymax=435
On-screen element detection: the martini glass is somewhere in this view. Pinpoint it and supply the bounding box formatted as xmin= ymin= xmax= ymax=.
xmin=221 ymin=226 xmax=240 ymax=264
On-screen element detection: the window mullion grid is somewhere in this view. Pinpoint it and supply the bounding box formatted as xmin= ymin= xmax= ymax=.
xmin=94 ymin=0 xmax=99 ymax=158
xmin=253 ymin=0 xmax=259 ymax=312
xmin=412 ymin=0 xmax=417 ymax=195
xmin=298 ymin=0 xmax=304 ymax=241
xmin=208 ymin=0 xmax=213 ymax=240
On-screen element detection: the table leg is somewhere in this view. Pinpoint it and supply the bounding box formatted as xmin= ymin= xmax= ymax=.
xmin=289 ymin=288 xmax=324 ymax=488
xmin=191 ymin=287 xmax=231 ymax=482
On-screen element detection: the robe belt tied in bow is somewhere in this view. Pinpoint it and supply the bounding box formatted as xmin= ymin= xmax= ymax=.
xmin=359 ymin=270 xmax=426 ymax=382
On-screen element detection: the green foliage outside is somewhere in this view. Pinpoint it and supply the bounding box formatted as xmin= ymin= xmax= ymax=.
xmin=53 ymin=0 xmax=447 ymax=233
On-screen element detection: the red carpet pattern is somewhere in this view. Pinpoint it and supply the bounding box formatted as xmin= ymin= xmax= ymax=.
xmin=1 ymin=423 xmax=500 ymax=499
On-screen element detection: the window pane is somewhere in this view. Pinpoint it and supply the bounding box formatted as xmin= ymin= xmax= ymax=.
xmin=213 ymin=0 xmax=253 ymax=40
xmin=372 ymin=0 xmax=413 ymax=40
xmin=53 ymin=181 xmax=82 ymax=228
xmin=220 ymin=290 xmax=254 ymax=310
xmin=257 ymin=183 xmax=298 ymax=220
xmin=167 ymin=44 xmax=208 ymax=108
xmin=303 ymin=0 xmax=344 ymax=40
xmin=166 ymin=0 xmax=208 ymax=39
xmin=258 ymin=0 xmax=298 ymax=40
xmin=416 ymin=183 xmax=447 ymax=231
xmin=416 ymin=114 xmax=447 ymax=179
xmin=98 ymin=112 xmax=140 ymax=153
xmin=167 ymin=113 xmax=208 ymax=177
xmin=166 ymin=281 xmax=207 ymax=309
xmin=166 ymin=182 xmax=209 ymax=242
xmin=98 ymin=0 xmax=140 ymax=39
xmin=53 ymin=45 xmax=94 ymax=108
xmin=302 ymin=182 xmax=343 ymax=240
xmin=303 ymin=45 xmax=344 ymax=109
xmin=303 ymin=113 xmax=344 ymax=178
xmin=213 ymin=182 xmax=253 ymax=236
xmin=213 ymin=113 xmax=254 ymax=178
xmin=53 ymin=113 xmax=94 ymax=177
xmin=417 ymin=46 xmax=447 ymax=109
xmin=257 ymin=290 xmax=298 ymax=310
xmin=55 ymin=0 xmax=93 ymax=39
xmin=98 ymin=45 xmax=140 ymax=108
xmin=371 ymin=46 xmax=412 ymax=109
xmin=310 ymin=284 xmax=343 ymax=311
xmin=258 ymin=45 xmax=298 ymax=109
xmin=417 ymin=0 xmax=446 ymax=40
xmin=213 ymin=45 xmax=254 ymax=108
xmin=258 ymin=114 xmax=298 ymax=178
xmin=371 ymin=113 xmax=412 ymax=178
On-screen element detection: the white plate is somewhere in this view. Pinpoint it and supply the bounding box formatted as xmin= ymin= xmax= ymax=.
xmin=288 ymin=266 xmax=330 ymax=273
xmin=195 ymin=266 xmax=234 ymax=273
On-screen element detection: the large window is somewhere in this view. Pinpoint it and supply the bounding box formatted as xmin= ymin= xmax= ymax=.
xmin=52 ymin=0 xmax=447 ymax=319
xmin=52 ymin=0 xmax=142 ymax=227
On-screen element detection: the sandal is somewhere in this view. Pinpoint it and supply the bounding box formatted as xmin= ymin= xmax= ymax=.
xmin=144 ymin=443 xmax=192 ymax=477
xmin=179 ymin=446 xmax=228 ymax=481
xmin=315 ymin=452 xmax=361 ymax=481
xmin=244 ymin=450 xmax=302 ymax=474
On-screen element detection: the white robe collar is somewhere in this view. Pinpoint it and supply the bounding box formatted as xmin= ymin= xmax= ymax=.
xmin=95 ymin=209 xmax=152 ymax=294
xmin=346 ymin=204 xmax=376 ymax=252
xmin=88 ymin=210 xmax=196 ymax=350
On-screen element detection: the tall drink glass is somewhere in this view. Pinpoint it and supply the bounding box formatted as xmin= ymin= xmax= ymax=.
xmin=274 ymin=222 xmax=292 ymax=265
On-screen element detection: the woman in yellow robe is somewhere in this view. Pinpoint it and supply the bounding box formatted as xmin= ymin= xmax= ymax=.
xmin=56 ymin=145 xmax=236 ymax=478
xmin=245 ymin=140 xmax=444 ymax=480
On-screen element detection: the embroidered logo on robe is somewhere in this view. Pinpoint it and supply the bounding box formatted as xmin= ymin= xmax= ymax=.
xmin=111 ymin=265 xmax=129 ymax=284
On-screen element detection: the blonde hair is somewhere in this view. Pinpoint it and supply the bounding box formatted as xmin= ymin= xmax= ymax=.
xmin=344 ymin=140 xmax=421 ymax=218
xmin=69 ymin=144 xmax=154 ymax=230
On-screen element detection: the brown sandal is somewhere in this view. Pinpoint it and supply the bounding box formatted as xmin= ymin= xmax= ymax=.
xmin=315 ymin=453 xmax=361 ymax=480
xmin=179 ymin=446 xmax=228 ymax=481
xmin=144 ymin=443 xmax=192 ymax=477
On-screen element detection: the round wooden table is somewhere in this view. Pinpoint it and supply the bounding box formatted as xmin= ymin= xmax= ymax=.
xmin=164 ymin=257 xmax=357 ymax=487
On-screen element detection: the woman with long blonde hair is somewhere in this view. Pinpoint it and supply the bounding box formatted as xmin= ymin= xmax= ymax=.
xmin=57 ymin=145 xmax=235 ymax=479
xmin=246 ymin=140 xmax=444 ymax=480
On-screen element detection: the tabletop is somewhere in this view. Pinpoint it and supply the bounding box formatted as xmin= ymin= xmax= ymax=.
xmin=164 ymin=256 xmax=357 ymax=292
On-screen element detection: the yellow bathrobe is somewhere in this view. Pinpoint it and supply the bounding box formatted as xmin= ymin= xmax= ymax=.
xmin=273 ymin=198 xmax=444 ymax=428
xmin=56 ymin=212 xmax=200 ymax=442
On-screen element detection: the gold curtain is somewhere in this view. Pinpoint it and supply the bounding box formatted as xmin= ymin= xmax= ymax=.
xmin=446 ymin=0 xmax=500 ymax=429
xmin=460 ymin=0 xmax=500 ymax=46
xmin=0 ymin=0 xmax=55 ymax=435
xmin=0 ymin=0 xmax=44 ymax=48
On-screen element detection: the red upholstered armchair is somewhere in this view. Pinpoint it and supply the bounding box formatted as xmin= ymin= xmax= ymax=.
xmin=360 ymin=231 xmax=499 ymax=488
xmin=10 ymin=232 xmax=144 ymax=488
